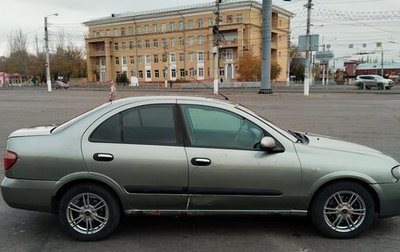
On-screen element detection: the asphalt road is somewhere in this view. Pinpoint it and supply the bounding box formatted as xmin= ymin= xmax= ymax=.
xmin=0 ymin=89 xmax=400 ymax=252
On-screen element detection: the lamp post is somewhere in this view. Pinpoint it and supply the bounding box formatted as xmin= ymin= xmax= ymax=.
xmin=260 ymin=0 xmax=292 ymax=94
xmin=44 ymin=13 xmax=58 ymax=92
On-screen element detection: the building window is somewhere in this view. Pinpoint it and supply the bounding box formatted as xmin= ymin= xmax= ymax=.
xmin=227 ymin=15 xmax=233 ymax=24
xmin=128 ymin=27 xmax=133 ymax=35
xmin=138 ymin=70 xmax=143 ymax=79
xmin=197 ymin=52 xmax=204 ymax=62
xmin=207 ymin=17 xmax=213 ymax=26
xmin=179 ymin=37 xmax=184 ymax=46
xmin=114 ymin=43 xmax=119 ymax=50
xmin=161 ymin=38 xmax=167 ymax=49
xmin=197 ymin=18 xmax=203 ymax=28
xmin=198 ymin=68 xmax=204 ymax=77
xmin=137 ymin=40 xmax=142 ymax=49
xmin=163 ymin=69 xmax=167 ymax=78
xmin=137 ymin=56 xmax=143 ymax=64
xmin=161 ymin=23 xmax=167 ymax=32
xmin=179 ymin=53 xmax=185 ymax=62
xmin=170 ymin=53 xmax=176 ymax=63
xmin=146 ymin=70 xmax=151 ymax=78
xmin=154 ymin=70 xmax=160 ymax=78
xmin=198 ymin=36 xmax=204 ymax=45
xmin=130 ymin=56 xmax=135 ymax=64
xmin=170 ymin=38 xmax=175 ymax=47
xmin=136 ymin=27 xmax=141 ymax=34
xmin=113 ymin=29 xmax=118 ymax=36
xmin=122 ymin=56 xmax=127 ymax=65
xmin=189 ymin=52 xmax=194 ymax=62
xmin=189 ymin=67 xmax=195 ymax=77
xmin=153 ymin=24 xmax=158 ymax=33
xmin=121 ymin=42 xmax=126 ymax=50
xmin=188 ymin=36 xmax=194 ymax=46
xmin=145 ymin=40 xmax=150 ymax=49
xmin=145 ymin=25 xmax=150 ymax=33
xmin=130 ymin=70 xmax=135 ymax=77
xmin=179 ymin=21 xmax=184 ymax=30
xmin=170 ymin=22 xmax=175 ymax=31
xmin=220 ymin=67 xmax=225 ymax=76
xmin=237 ymin=14 xmax=243 ymax=23
xmin=180 ymin=69 xmax=185 ymax=77
xmin=153 ymin=39 xmax=158 ymax=48
xmin=188 ymin=20 xmax=194 ymax=29
xmin=226 ymin=49 xmax=233 ymax=60
xmin=115 ymin=57 xmax=119 ymax=65
xmin=154 ymin=54 xmax=159 ymax=63
xmin=121 ymin=28 xmax=126 ymax=36
xmin=129 ymin=41 xmax=134 ymax=50
xmin=145 ymin=55 xmax=151 ymax=65
xmin=171 ymin=69 xmax=176 ymax=78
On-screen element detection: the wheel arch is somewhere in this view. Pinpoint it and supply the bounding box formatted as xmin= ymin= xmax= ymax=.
xmin=52 ymin=179 xmax=124 ymax=215
xmin=307 ymin=178 xmax=380 ymax=215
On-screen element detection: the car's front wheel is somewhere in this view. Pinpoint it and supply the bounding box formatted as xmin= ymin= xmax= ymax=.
xmin=310 ymin=181 xmax=375 ymax=239
xmin=58 ymin=183 xmax=121 ymax=241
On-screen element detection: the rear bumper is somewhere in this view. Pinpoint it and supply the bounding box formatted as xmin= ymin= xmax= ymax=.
xmin=1 ymin=177 xmax=56 ymax=213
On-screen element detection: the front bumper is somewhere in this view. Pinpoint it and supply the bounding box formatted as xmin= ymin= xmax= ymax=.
xmin=372 ymin=182 xmax=400 ymax=218
xmin=1 ymin=177 xmax=56 ymax=213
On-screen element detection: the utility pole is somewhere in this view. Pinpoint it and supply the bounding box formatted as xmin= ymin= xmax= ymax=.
xmin=44 ymin=13 xmax=58 ymax=92
xmin=213 ymin=0 xmax=222 ymax=95
xmin=260 ymin=0 xmax=273 ymax=94
xmin=303 ymin=0 xmax=313 ymax=96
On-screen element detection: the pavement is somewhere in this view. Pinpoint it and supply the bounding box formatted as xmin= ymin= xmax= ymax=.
xmin=0 ymin=89 xmax=400 ymax=252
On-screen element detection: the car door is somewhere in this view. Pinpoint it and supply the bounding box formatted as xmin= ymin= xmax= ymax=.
xmin=179 ymin=103 xmax=302 ymax=211
xmin=82 ymin=102 xmax=188 ymax=210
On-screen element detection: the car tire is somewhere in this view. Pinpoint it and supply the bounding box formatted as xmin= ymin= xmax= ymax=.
xmin=58 ymin=183 xmax=121 ymax=241
xmin=310 ymin=181 xmax=375 ymax=239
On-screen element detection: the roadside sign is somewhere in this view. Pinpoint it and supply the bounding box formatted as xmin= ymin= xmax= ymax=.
xmin=316 ymin=51 xmax=334 ymax=60
xmin=298 ymin=34 xmax=319 ymax=52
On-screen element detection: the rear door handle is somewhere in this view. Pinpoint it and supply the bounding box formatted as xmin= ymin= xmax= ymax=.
xmin=191 ymin=158 xmax=211 ymax=166
xmin=93 ymin=153 xmax=114 ymax=162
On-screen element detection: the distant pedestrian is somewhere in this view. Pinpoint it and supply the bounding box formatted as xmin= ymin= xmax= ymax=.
xmin=109 ymin=80 xmax=116 ymax=101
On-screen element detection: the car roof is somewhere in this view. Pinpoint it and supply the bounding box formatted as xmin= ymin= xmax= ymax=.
xmin=110 ymin=95 xmax=235 ymax=107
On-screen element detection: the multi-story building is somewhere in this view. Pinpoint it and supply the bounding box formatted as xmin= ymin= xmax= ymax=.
xmin=83 ymin=0 xmax=293 ymax=84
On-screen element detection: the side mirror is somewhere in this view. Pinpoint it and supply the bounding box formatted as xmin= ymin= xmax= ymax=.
xmin=260 ymin=137 xmax=277 ymax=150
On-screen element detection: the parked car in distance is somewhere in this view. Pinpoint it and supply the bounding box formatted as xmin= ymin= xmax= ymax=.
xmin=355 ymin=75 xmax=393 ymax=90
xmin=2 ymin=96 xmax=400 ymax=241
xmin=52 ymin=80 xmax=69 ymax=89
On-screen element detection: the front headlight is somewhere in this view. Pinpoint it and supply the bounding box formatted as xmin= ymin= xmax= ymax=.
xmin=391 ymin=165 xmax=400 ymax=180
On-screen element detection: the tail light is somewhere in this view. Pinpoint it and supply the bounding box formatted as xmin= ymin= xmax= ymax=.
xmin=4 ymin=151 xmax=18 ymax=171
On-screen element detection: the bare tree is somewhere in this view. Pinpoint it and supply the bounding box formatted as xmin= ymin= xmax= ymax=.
xmin=6 ymin=29 xmax=29 ymax=79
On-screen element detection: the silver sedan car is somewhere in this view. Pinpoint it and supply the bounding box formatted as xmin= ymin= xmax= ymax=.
xmin=2 ymin=96 xmax=400 ymax=240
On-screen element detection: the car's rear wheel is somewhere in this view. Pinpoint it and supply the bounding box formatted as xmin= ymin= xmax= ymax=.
xmin=58 ymin=183 xmax=121 ymax=241
xmin=310 ymin=181 xmax=375 ymax=239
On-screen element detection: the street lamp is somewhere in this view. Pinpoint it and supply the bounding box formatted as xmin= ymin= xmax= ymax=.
xmin=44 ymin=13 xmax=59 ymax=92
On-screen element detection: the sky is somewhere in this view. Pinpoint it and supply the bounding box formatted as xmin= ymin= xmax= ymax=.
xmin=0 ymin=0 xmax=399 ymax=63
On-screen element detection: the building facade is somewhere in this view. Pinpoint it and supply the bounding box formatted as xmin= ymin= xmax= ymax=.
xmin=83 ymin=0 xmax=293 ymax=84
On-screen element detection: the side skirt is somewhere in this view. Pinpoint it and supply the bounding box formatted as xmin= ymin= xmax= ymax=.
xmin=124 ymin=209 xmax=308 ymax=217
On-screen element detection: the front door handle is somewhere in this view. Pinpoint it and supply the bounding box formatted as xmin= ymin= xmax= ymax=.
xmin=93 ymin=153 xmax=114 ymax=162
xmin=191 ymin=158 xmax=211 ymax=166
